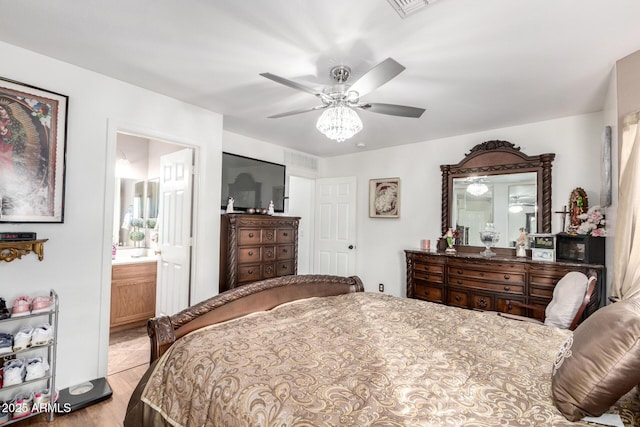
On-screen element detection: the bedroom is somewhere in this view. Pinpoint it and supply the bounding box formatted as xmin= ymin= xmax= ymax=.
xmin=1 ymin=0 xmax=640 ymax=424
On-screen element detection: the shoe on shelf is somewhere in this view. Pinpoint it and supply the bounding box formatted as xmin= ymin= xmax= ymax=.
xmin=2 ymin=358 xmax=25 ymax=387
xmin=0 ymin=333 xmax=12 ymax=355
xmin=32 ymin=388 xmax=58 ymax=411
xmin=11 ymin=296 xmax=32 ymax=317
xmin=31 ymin=295 xmax=54 ymax=314
xmin=25 ymin=356 xmax=49 ymax=381
xmin=0 ymin=400 xmax=9 ymax=424
xmin=12 ymin=327 xmax=33 ymax=352
xmin=31 ymin=323 xmax=53 ymax=347
xmin=0 ymin=298 xmax=9 ymax=320
xmin=12 ymin=392 xmax=33 ymax=419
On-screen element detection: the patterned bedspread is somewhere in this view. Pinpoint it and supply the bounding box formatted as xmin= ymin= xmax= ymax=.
xmin=141 ymin=292 xmax=639 ymax=426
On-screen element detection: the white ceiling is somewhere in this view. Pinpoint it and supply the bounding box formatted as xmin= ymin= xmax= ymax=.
xmin=2 ymin=0 xmax=640 ymax=157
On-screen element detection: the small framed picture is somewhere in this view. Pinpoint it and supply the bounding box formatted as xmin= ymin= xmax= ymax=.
xmin=369 ymin=177 xmax=400 ymax=218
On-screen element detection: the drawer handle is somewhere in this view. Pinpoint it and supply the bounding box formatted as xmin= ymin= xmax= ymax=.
xmin=479 ymin=272 xmax=485 ymax=277
xmin=424 ymin=275 xmax=430 ymax=280
xmin=424 ymin=289 xmax=430 ymax=295
xmin=504 ymin=274 xmax=511 ymax=280
xmin=265 ymin=266 xmax=273 ymax=273
xmin=248 ymin=269 xmax=254 ymax=274
xmin=282 ymin=248 xmax=288 ymax=253
xmin=477 ymin=298 xmax=488 ymax=309
xmin=457 ymin=269 xmax=463 ymax=274
xmin=281 ymin=264 xmax=288 ymax=269
xmin=248 ymin=251 xmax=254 ymax=256
xmin=504 ymin=286 xmax=511 ymax=291
xmin=455 ymin=295 xmax=461 ymax=301
xmin=552 ymin=280 xmax=558 ymax=285
xmin=266 ymin=250 xmax=273 ymax=257
xmin=457 ymin=279 xmax=462 ymax=285
xmin=249 ymin=233 xmax=254 ymax=238
xmin=283 ymin=232 xmax=288 ymax=236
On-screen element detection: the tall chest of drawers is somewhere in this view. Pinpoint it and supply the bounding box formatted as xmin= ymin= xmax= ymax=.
xmin=220 ymin=214 xmax=300 ymax=292
xmin=405 ymin=250 xmax=605 ymax=322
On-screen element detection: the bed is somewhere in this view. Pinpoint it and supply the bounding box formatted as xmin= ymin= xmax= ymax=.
xmin=124 ymin=274 xmax=640 ymax=426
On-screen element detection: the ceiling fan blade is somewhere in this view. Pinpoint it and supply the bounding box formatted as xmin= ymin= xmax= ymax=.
xmin=358 ymin=103 xmax=425 ymax=118
xmin=260 ymin=72 xmax=323 ymax=98
xmin=348 ymin=58 xmax=406 ymax=97
xmin=267 ymin=105 xmax=328 ymax=119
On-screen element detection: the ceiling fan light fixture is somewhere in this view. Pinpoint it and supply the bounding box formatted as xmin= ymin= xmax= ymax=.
xmin=466 ymin=182 xmax=488 ymax=197
xmin=316 ymin=104 xmax=363 ymax=142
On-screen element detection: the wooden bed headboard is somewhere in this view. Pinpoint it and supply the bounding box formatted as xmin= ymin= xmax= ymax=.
xmin=147 ymin=274 xmax=365 ymax=362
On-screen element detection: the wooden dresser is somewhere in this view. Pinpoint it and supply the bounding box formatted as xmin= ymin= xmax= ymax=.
xmin=110 ymin=260 xmax=157 ymax=332
xmin=220 ymin=214 xmax=300 ymax=292
xmin=405 ymin=250 xmax=605 ymax=322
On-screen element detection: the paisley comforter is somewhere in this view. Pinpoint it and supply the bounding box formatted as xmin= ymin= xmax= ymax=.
xmin=136 ymin=292 xmax=639 ymax=426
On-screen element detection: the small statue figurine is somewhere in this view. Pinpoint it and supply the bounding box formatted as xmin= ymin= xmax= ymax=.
xmin=267 ymin=200 xmax=274 ymax=215
xmin=226 ymin=196 xmax=234 ymax=213
xmin=516 ymin=227 xmax=527 ymax=257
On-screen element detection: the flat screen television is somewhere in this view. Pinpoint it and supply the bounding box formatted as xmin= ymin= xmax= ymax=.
xmin=221 ymin=152 xmax=286 ymax=212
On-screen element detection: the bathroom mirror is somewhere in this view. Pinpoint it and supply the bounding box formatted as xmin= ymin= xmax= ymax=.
xmin=116 ymin=178 xmax=159 ymax=248
xmin=441 ymin=140 xmax=555 ymax=250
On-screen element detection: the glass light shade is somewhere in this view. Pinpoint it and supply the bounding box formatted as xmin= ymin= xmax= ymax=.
xmin=509 ymin=204 xmax=524 ymax=213
xmin=115 ymin=157 xmax=132 ymax=177
xmin=316 ymin=104 xmax=363 ymax=142
xmin=466 ymin=182 xmax=488 ymax=196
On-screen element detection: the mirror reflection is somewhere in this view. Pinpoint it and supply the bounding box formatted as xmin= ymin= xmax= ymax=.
xmin=117 ymin=178 xmax=159 ymax=248
xmin=452 ymin=172 xmax=536 ymax=248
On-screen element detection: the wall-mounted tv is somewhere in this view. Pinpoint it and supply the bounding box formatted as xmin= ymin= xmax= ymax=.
xmin=221 ymin=152 xmax=286 ymax=213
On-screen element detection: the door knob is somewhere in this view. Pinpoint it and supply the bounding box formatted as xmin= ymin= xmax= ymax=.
xmin=348 ymin=245 xmax=354 ymax=250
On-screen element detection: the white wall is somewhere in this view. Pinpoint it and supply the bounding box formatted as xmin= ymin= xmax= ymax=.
xmin=0 ymin=41 xmax=223 ymax=389
xmin=320 ymin=112 xmax=609 ymax=297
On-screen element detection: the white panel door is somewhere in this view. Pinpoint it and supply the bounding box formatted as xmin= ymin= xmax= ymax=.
xmin=314 ymin=177 xmax=356 ymax=276
xmin=156 ymin=148 xmax=193 ymax=316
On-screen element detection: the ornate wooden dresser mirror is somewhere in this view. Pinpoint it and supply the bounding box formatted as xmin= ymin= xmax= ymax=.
xmin=440 ymin=140 xmax=555 ymax=254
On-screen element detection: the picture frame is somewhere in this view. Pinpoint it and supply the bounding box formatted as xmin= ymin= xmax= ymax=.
xmin=369 ymin=177 xmax=400 ymax=218
xmin=0 ymin=77 xmax=68 ymax=223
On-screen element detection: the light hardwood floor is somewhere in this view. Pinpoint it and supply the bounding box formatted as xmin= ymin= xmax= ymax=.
xmin=18 ymin=363 xmax=147 ymax=426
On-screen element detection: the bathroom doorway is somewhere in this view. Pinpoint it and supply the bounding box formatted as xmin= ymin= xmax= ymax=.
xmin=108 ymin=132 xmax=194 ymax=371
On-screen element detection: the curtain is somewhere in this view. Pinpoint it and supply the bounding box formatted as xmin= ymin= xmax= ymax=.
xmin=612 ymin=112 xmax=640 ymax=299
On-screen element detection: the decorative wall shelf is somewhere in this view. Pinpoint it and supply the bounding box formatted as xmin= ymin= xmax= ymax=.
xmin=0 ymin=239 xmax=48 ymax=262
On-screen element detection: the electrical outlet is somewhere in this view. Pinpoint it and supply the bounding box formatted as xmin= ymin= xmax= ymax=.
xmin=379 ymin=283 xmax=384 ymax=292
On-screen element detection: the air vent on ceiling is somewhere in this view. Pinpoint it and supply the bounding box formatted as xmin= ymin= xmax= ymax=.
xmin=386 ymin=0 xmax=436 ymax=18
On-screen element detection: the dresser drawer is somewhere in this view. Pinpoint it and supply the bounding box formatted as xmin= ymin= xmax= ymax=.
xmin=447 ymin=277 xmax=525 ymax=295
xmin=448 ymin=289 xmax=468 ymax=308
xmin=413 ymin=262 xmax=445 ymax=275
xmin=237 ymin=247 xmax=261 ymax=263
xmin=238 ymin=229 xmax=261 ymax=245
xmin=414 ymin=270 xmax=444 ymax=284
xmin=238 ymin=264 xmax=261 ymax=282
xmin=277 ymin=244 xmax=294 ymax=260
xmin=414 ymin=282 xmax=443 ymax=303
xmin=448 ymin=266 xmax=525 ymax=284
xmin=277 ymin=260 xmax=293 ymax=276
xmin=277 ymin=228 xmax=294 ymax=243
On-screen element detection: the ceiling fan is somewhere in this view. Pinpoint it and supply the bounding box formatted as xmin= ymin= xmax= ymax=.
xmin=260 ymin=58 xmax=425 ymax=141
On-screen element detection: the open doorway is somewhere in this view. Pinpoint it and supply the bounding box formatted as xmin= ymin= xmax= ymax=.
xmin=107 ymin=132 xmax=194 ymax=374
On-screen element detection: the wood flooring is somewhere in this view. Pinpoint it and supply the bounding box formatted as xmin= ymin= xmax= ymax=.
xmin=15 ymin=327 xmax=149 ymax=426
xmin=17 ymin=363 xmax=146 ymax=426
